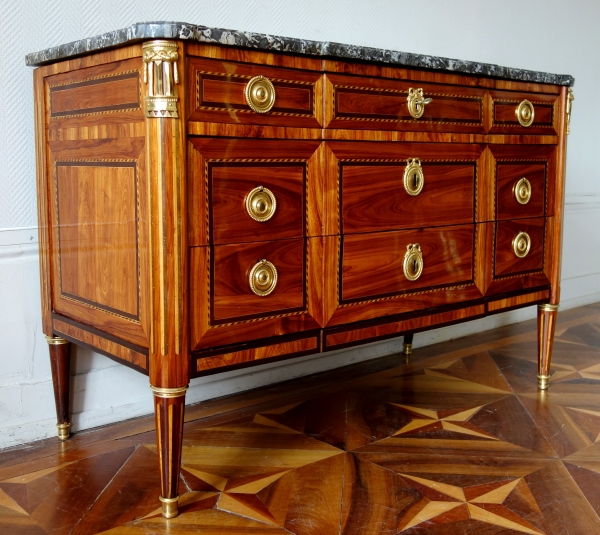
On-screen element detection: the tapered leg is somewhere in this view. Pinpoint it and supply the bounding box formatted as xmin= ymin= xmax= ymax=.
xmin=46 ymin=336 xmax=72 ymax=440
xmin=403 ymin=333 xmax=414 ymax=357
xmin=151 ymin=386 xmax=187 ymax=518
xmin=537 ymin=304 xmax=559 ymax=390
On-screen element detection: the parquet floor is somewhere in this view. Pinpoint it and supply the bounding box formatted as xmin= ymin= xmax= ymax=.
xmin=2 ymin=304 xmax=600 ymax=534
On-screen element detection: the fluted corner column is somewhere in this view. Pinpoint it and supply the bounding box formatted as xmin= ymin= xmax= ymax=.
xmin=46 ymin=335 xmax=72 ymax=440
xmin=537 ymin=304 xmax=559 ymax=390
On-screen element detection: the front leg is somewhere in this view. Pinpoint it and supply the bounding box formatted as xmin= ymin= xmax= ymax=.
xmin=151 ymin=386 xmax=187 ymax=518
xmin=537 ymin=303 xmax=559 ymax=390
xmin=46 ymin=336 xmax=72 ymax=440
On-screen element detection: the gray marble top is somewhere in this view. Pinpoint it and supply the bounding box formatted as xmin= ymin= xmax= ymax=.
xmin=25 ymin=21 xmax=574 ymax=86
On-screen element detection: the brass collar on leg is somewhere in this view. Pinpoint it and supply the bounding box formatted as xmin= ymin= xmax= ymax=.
xmin=56 ymin=422 xmax=71 ymax=441
xmin=150 ymin=385 xmax=188 ymax=398
xmin=159 ymin=495 xmax=180 ymax=518
xmin=46 ymin=335 xmax=69 ymax=345
xmin=537 ymin=374 xmax=550 ymax=390
xmin=403 ymin=343 xmax=412 ymax=356
xmin=538 ymin=304 xmax=559 ymax=312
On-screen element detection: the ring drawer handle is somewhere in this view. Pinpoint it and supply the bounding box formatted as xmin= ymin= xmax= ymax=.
xmin=249 ymin=259 xmax=278 ymax=296
xmin=245 ymin=75 xmax=276 ymax=113
xmin=514 ymin=177 xmax=532 ymax=205
xmin=516 ymin=100 xmax=535 ymax=127
xmin=404 ymin=158 xmax=424 ymax=196
xmin=513 ymin=231 xmax=531 ymax=258
xmin=407 ymin=88 xmax=432 ymax=119
xmin=403 ymin=243 xmax=424 ymax=281
xmin=246 ymin=186 xmax=277 ymax=222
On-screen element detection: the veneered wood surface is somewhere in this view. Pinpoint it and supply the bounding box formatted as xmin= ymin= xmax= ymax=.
xmin=188 ymin=138 xmax=323 ymax=246
xmin=342 ymin=225 xmax=474 ymax=301
xmin=325 ymin=73 xmax=486 ymax=133
xmin=47 ymin=340 xmax=71 ymax=425
xmin=487 ymin=289 xmax=550 ymax=311
xmin=495 ymin=217 xmax=545 ymax=277
xmin=489 ymin=89 xmax=558 ymax=135
xmin=188 ymin=57 xmax=323 ymax=128
xmin=497 ymin=162 xmax=546 ymax=219
xmin=212 ymin=239 xmax=306 ymax=322
xmin=342 ymin=161 xmax=475 ymax=233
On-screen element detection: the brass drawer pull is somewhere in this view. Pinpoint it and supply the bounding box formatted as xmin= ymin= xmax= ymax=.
xmin=516 ymin=99 xmax=535 ymax=127
xmin=514 ymin=177 xmax=532 ymax=205
xmin=513 ymin=231 xmax=531 ymax=258
xmin=246 ymin=186 xmax=276 ymax=222
xmin=403 ymin=243 xmax=424 ymax=281
xmin=249 ymin=259 xmax=278 ymax=296
xmin=407 ymin=88 xmax=432 ymax=119
xmin=403 ymin=158 xmax=424 ymax=196
xmin=245 ymin=75 xmax=276 ymax=113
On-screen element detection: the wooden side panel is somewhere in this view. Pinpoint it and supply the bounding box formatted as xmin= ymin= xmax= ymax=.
xmin=188 ymin=57 xmax=323 ymax=128
xmin=342 ymin=225 xmax=474 ymax=301
xmin=495 ymin=218 xmax=545 ymax=277
xmin=489 ymin=90 xmax=558 ymax=135
xmin=188 ymin=138 xmax=323 ymax=246
xmin=325 ymin=73 xmax=486 ymax=133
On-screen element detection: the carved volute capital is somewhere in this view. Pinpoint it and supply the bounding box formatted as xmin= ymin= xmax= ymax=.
xmin=142 ymin=40 xmax=179 ymax=118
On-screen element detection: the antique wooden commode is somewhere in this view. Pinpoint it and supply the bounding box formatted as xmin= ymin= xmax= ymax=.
xmin=26 ymin=22 xmax=574 ymax=518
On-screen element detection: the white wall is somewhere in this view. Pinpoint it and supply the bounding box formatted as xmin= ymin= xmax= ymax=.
xmin=2 ymin=0 xmax=600 ymax=449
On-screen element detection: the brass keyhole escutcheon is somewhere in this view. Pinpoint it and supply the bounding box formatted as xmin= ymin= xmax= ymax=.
xmin=516 ymin=100 xmax=535 ymax=127
xmin=403 ymin=243 xmax=424 ymax=281
xmin=513 ymin=231 xmax=531 ymax=258
xmin=249 ymin=259 xmax=278 ymax=296
xmin=513 ymin=177 xmax=532 ymax=205
xmin=403 ymin=158 xmax=424 ymax=196
xmin=407 ymin=87 xmax=433 ymax=119
xmin=245 ymin=75 xmax=276 ymax=113
xmin=246 ymin=186 xmax=277 ymax=222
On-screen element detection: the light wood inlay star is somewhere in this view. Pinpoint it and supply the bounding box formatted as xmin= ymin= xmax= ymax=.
xmin=398 ymin=474 xmax=545 ymax=534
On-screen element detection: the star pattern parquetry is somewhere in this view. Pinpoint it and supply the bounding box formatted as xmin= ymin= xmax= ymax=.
xmin=398 ymin=474 xmax=546 ymax=534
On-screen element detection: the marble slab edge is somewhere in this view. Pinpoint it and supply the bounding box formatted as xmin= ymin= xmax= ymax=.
xmin=25 ymin=21 xmax=575 ymax=86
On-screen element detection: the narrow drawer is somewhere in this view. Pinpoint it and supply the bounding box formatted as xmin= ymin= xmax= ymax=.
xmin=497 ymin=162 xmax=546 ymax=220
xmin=343 ymin=160 xmax=475 ymax=233
xmin=341 ymin=225 xmax=474 ymax=301
xmin=211 ymin=239 xmax=305 ymax=322
xmin=495 ymin=218 xmax=544 ymax=277
xmin=188 ymin=57 xmax=322 ymax=128
xmin=489 ymin=90 xmax=558 ymax=135
xmin=325 ymin=73 xmax=486 ymax=133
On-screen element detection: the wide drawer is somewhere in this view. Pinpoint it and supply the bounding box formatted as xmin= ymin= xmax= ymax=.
xmin=188 ymin=57 xmax=322 ymax=128
xmin=495 ymin=218 xmax=545 ymax=277
xmin=341 ymin=225 xmax=474 ymax=301
xmin=497 ymin=162 xmax=546 ymax=220
xmin=325 ymin=73 xmax=486 ymax=133
xmin=489 ymin=90 xmax=558 ymax=135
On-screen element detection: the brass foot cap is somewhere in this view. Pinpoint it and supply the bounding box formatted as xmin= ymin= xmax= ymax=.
xmin=403 ymin=344 xmax=412 ymax=356
xmin=56 ymin=422 xmax=71 ymax=441
xmin=537 ymin=374 xmax=550 ymax=390
xmin=160 ymin=496 xmax=179 ymax=518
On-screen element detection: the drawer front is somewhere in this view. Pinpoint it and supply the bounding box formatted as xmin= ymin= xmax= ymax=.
xmin=342 ymin=225 xmax=474 ymax=301
xmin=188 ymin=57 xmax=322 ymax=128
xmin=489 ymin=90 xmax=558 ymax=135
xmin=212 ymin=239 xmax=305 ymax=323
xmin=343 ymin=160 xmax=475 ymax=233
xmin=495 ymin=218 xmax=545 ymax=277
xmin=326 ymin=73 xmax=486 ymax=133
xmin=497 ymin=162 xmax=546 ymax=220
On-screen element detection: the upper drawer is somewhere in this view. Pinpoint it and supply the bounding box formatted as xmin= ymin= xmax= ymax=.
xmin=341 ymin=225 xmax=474 ymax=302
xmin=489 ymin=90 xmax=559 ymax=135
xmin=325 ymin=73 xmax=486 ymax=133
xmin=188 ymin=57 xmax=323 ymax=128
xmin=327 ymin=141 xmax=483 ymax=234
xmin=497 ymin=162 xmax=546 ymax=220
xmin=188 ymin=139 xmax=322 ymax=246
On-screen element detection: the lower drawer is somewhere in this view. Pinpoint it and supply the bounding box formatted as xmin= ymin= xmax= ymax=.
xmin=342 ymin=225 xmax=474 ymax=302
xmin=495 ymin=218 xmax=544 ymax=277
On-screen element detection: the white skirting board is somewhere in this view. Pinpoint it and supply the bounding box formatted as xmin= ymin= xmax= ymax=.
xmin=1 ymin=197 xmax=599 ymax=449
